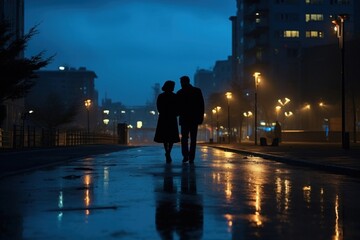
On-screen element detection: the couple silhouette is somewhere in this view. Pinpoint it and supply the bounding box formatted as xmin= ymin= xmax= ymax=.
xmin=154 ymin=76 xmax=205 ymax=164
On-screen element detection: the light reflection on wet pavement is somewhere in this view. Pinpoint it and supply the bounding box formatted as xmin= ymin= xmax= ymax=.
xmin=0 ymin=146 xmax=360 ymax=239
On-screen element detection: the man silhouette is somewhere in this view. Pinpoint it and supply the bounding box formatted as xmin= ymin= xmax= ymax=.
xmin=176 ymin=76 xmax=205 ymax=163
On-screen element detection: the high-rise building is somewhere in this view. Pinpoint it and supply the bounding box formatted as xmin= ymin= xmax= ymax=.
xmin=233 ymin=0 xmax=359 ymax=101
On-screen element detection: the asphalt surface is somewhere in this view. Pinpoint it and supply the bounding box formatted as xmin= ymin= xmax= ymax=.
xmin=1 ymin=142 xmax=360 ymax=178
xmin=1 ymin=143 xmax=360 ymax=239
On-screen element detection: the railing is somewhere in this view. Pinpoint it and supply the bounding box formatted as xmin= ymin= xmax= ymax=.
xmin=0 ymin=125 xmax=120 ymax=149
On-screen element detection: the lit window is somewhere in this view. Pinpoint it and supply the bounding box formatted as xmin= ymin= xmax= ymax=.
xmin=305 ymin=31 xmax=324 ymax=38
xmin=305 ymin=14 xmax=324 ymax=22
xmin=283 ymin=30 xmax=299 ymax=38
xmin=306 ymin=0 xmax=323 ymax=4
xmin=330 ymin=0 xmax=350 ymax=4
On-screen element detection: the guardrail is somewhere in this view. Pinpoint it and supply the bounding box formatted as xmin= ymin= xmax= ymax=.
xmin=0 ymin=125 xmax=120 ymax=149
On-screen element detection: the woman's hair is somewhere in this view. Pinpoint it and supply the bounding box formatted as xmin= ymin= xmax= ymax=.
xmin=162 ymin=80 xmax=175 ymax=92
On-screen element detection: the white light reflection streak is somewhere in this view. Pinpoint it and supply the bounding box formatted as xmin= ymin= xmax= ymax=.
xmin=284 ymin=179 xmax=290 ymax=211
xmin=57 ymin=191 xmax=63 ymax=223
xmin=224 ymin=161 xmax=233 ymax=201
xmin=275 ymin=177 xmax=291 ymax=216
xmin=254 ymin=185 xmax=262 ymax=226
xmin=320 ymin=188 xmax=324 ymax=213
xmin=275 ymin=177 xmax=281 ymax=210
xmin=247 ymin=162 xmax=264 ymax=226
xmin=84 ymin=174 xmax=91 ymax=215
xmin=334 ymin=194 xmax=342 ymax=240
xmin=104 ymin=166 xmax=109 ymax=191
xmin=224 ymin=214 xmax=233 ymax=233
xmin=303 ymin=185 xmax=311 ymax=207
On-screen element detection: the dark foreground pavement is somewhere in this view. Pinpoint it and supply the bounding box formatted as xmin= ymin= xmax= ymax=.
xmin=1 ymin=144 xmax=360 ymax=240
xmin=1 ymin=143 xmax=360 ymax=239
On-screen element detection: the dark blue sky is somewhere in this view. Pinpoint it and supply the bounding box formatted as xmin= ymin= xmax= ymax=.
xmin=25 ymin=0 xmax=235 ymax=106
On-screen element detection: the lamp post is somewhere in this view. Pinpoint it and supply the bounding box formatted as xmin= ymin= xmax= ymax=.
xmin=21 ymin=110 xmax=33 ymax=147
xmin=277 ymin=97 xmax=290 ymax=122
xmin=332 ymin=14 xmax=349 ymax=149
xmin=225 ymin=92 xmax=232 ymax=143
xmin=253 ymin=72 xmax=261 ymax=145
xmin=211 ymin=109 xmax=216 ymax=143
xmin=214 ymin=106 xmax=221 ymax=143
xmin=275 ymin=106 xmax=281 ymax=121
xmin=243 ymin=111 xmax=253 ymax=141
xmin=278 ymin=97 xmax=290 ymax=107
xmin=84 ymin=99 xmax=92 ymax=134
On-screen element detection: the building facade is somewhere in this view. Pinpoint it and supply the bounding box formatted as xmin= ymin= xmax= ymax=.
xmin=25 ymin=67 xmax=99 ymax=131
xmin=0 ymin=0 xmax=25 ymax=132
xmin=232 ymin=0 xmax=360 ymax=131
xmin=0 ymin=0 xmax=24 ymax=40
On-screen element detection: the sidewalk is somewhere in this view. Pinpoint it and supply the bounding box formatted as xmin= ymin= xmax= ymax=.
xmin=205 ymin=141 xmax=360 ymax=178
xmin=0 ymin=144 xmax=135 ymax=179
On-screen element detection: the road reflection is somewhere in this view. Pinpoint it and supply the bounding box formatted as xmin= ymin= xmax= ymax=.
xmin=155 ymin=164 xmax=203 ymax=240
xmin=205 ymin=147 xmax=352 ymax=239
xmin=0 ymin=146 xmax=359 ymax=239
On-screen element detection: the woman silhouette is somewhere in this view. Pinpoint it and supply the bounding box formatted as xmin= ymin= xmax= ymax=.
xmin=154 ymin=80 xmax=180 ymax=163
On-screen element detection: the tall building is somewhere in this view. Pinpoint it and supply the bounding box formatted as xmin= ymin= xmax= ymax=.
xmin=234 ymin=0 xmax=359 ymax=99
xmin=194 ymin=69 xmax=214 ymax=103
xmin=0 ymin=0 xmax=24 ymax=40
xmin=0 ymin=0 xmax=25 ymax=132
xmin=231 ymin=0 xmax=360 ymax=131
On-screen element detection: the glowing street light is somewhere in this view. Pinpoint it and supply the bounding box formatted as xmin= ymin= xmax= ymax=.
xmin=84 ymin=99 xmax=92 ymax=133
xmin=213 ymin=106 xmax=221 ymax=143
xmin=243 ymin=111 xmax=253 ymax=140
xmin=275 ymin=106 xmax=281 ymax=120
xmin=253 ymin=72 xmax=261 ymax=145
xmin=284 ymin=111 xmax=293 ymax=117
xmin=278 ymin=97 xmax=290 ymax=106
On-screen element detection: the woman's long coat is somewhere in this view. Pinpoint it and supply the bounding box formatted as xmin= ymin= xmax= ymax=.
xmin=154 ymin=91 xmax=180 ymax=143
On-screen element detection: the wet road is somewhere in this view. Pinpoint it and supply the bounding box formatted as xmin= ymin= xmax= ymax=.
xmin=0 ymin=146 xmax=360 ymax=240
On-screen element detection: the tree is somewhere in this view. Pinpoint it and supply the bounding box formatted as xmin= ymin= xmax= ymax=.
xmin=0 ymin=21 xmax=53 ymax=126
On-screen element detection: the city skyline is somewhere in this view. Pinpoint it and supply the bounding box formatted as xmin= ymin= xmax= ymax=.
xmin=24 ymin=0 xmax=235 ymax=106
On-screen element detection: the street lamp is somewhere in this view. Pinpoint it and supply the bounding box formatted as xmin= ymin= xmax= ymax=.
xmin=211 ymin=109 xmax=216 ymax=143
xmin=243 ymin=111 xmax=253 ymax=140
xmin=225 ymin=92 xmax=232 ymax=143
xmin=275 ymin=106 xmax=281 ymax=120
xmin=21 ymin=110 xmax=34 ymax=147
xmin=213 ymin=106 xmax=221 ymax=143
xmin=278 ymin=97 xmax=290 ymax=106
xmin=253 ymin=72 xmax=261 ymax=145
xmin=332 ymin=14 xmax=349 ymax=149
xmin=284 ymin=111 xmax=293 ymax=117
xmin=84 ymin=99 xmax=92 ymax=133
xmin=277 ymin=97 xmax=290 ymax=122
